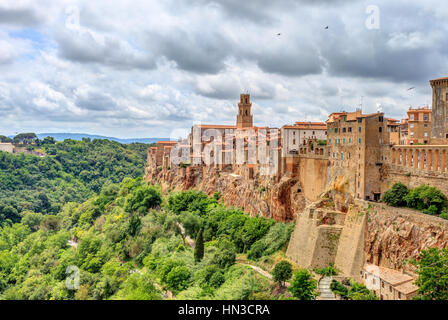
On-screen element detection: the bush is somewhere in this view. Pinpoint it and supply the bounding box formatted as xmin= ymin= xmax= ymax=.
xmin=382 ymin=183 xmax=409 ymax=207
xmin=247 ymin=241 xmax=264 ymax=261
xmin=165 ymin=266 xmax=191 ymax=292
xmin=404 ymin=185 xmax=447 ymax=214
xmin=168 ymin=190 xmax=215 ymax=215
xmin=288 ymin=269 xmax=318 ymax=300
xmin=125 ymin=185 xmax=162 ymax=214
xmin=314 ymin=263 xmax=338 ymax=276
xmin=212 ymin=238 xmax=236 ymax=269
xmin=330 ymin=280 xmax=348 ymax=298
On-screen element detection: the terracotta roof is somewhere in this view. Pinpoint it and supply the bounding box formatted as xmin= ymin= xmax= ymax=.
xmin=431 ymin=76 xmax=448 ymax=81
xmin=283 ymin=125 xmax=327 ymax=130
xmin=157 ymin=140 xmax=178 ymax=145
xmin=364 ymin=264 xmax=414 ymax=286
xmin=394 ymin=281 xmax=418 ymax=295
xmin=198 ymin=124 xmax=237 ymax=129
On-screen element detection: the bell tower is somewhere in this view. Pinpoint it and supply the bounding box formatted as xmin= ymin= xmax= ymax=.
xmin=236 ymin=93 xmax=253 ymax=128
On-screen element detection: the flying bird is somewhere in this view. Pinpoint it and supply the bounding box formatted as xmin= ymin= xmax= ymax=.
xmin=277 ymin=33 xmax=281 ymax=36
xmin=407 ymin=87 xmax=415 ymax=91
xmin=324 ymin=26 xmax=329 ymax=29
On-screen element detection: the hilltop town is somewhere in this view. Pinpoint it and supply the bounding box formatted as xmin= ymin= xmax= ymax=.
xmin=145 ymin=76 xmax=448 ymax=300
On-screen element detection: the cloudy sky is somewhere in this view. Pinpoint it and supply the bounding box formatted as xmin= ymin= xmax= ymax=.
xmin=0 ymin=0 xmax=447 ymax=138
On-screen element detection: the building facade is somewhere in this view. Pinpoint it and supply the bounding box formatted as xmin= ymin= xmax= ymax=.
xmin=431 ymin=77 xmax=448 ymax=142
xmin=327 ymin=110 xmax=389 ymax=201
xmin=281 ymin=122 xmax=327 ymax=157
xmin=407 ymin=106 xmax=431 ymax=144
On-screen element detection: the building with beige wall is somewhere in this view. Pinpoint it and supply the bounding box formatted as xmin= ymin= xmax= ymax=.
xmin=281 ymin=122 xmax=327 ymax=157
xmin=361 ymin=264 xmax=417 ymax=300
xmin=327 ymin=110 xmax=389 ymax=201
xmin=407 ymin=106 xmax=431 ymax=144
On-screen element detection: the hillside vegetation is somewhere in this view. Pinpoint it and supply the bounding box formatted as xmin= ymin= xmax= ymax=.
xmin=0 ymin=139 xmax=149 ymax=225
xmin=0 ymin=180 xmax=294 ymax=300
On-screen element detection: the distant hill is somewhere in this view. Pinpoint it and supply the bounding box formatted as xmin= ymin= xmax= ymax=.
xmin=35 ymin=133 xmax=170 ymax=144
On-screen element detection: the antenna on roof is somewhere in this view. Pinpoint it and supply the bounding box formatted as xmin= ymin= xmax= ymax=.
xmin=359 ymin=96 xmax=363 ymax=110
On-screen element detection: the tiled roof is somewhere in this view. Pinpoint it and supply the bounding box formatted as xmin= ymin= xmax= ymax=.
xmin=364 ymin=264 xmax=414 ymax=286
xmin=394 ymin=281 xmax=418 ymax=295
xmin=157 ymin=140 xmax=178 ymax=145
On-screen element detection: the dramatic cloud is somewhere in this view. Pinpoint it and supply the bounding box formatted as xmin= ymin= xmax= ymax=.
xmin=0 ymin=0 xmax=446 ymax=138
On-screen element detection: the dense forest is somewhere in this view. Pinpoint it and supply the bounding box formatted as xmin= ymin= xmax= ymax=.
xmin=0 ymin=179 xmax=296 ymax=300
xmin=0 ymin=138 xmax=149 ymax=225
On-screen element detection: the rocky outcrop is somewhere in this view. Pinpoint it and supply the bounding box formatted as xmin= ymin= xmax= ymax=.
xmin=145 ymin=165 xmax=306 ymax=221
xmin=364 ymin=203 xmax=448 ymax=272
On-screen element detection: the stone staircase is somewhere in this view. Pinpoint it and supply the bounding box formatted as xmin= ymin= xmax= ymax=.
xmin=317 ymin=277 xmax=336 ymax=300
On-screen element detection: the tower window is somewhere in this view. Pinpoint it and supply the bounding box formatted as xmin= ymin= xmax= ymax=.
xmin=446 ymin=92 xmax=448 ymax=100
xmin=379 ymin=127 xmax=382 ymax=132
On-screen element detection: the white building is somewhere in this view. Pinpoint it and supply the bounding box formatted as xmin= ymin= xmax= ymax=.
xmin=281 ymin=122 xmax=327 ymax=157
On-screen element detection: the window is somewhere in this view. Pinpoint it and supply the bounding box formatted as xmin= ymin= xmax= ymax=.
xmin=446 ymin=92 xmax=448 ymax=100
xmin=343 ymin=138 xmax=346 ymax=144
xmin=334 ymin=128 xmax=338 ymax=133
xmin=359 ymin=138 xmax=362 ymax=144
xmin=341 ymin=152 xmax=343 ymax=160
xmin=348 ymin=127 xmax=352 ymax=133
xmin=398 ymin=292 xmax=401 ymax=299
xmin=293 ymin=131 xmax=296 ymax=135
xmin=379 ymin=116 xmax=384 ymax=122
xmin=312 ymin=131 xmax=315 ymax=135
xmin=424 ymin=114 xmax=429 ymax=121
xmin=293 ymin=139 xmax=296 ymax=144
xmin=349 ymin=138 xmax=351 ymax=143
xmin=343 ymin=127 xmax=346 ymax=133
xmin=410 ymin=132 xmax=414 ymax=136
xmin=424 ymin=124 xmax=428 ymax=128
xmin=410 ymin=114 xmax=414 ymax=120
xmin=359 ymin=127 xmax=362 ymax=133
xmin=424 ymin=132 xmax=428 ymax=137
xmin=358 ymin=118 xmax=362 ymax=123
xmin=329 ymin=139 xmax=331 ymax=144
xmin=389 ymin=285 xmax=392 ymax=293
xmin=379 ymin=127 xmax=382 ymax=133
xmin=410 ymin=123 xmax=414 ymax=128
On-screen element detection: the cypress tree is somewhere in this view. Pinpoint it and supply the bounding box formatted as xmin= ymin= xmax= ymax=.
xmin=194 ymin=228 xmax=204 ymax=262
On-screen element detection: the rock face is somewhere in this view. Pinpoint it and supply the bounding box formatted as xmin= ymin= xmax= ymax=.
xmin=145 ymin=164 xmax=306 ymax=221
xmin=364 ymin=203 xmax=448 ymax=272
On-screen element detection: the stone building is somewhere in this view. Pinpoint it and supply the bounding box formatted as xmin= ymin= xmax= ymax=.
xmin=281 ymin=122 xmax=327 ymax=157
xmin=361 ymin=264 xmax=418 ymax=300
xmin=386 ymin=118 xmax=400 ymax=145
xmin=327 ymin=109 xmax=389 ymax=201
xmin=430 ymin=76 xmax=448 ymax=143
xmin=407 ymin=106 xmax=431 ymax=144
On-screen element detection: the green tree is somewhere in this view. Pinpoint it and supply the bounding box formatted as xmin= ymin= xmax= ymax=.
xmin=165 ymin=266 xmax=191 ymax=293
xmin=272 ymin=260 xmax=292 ymax=286
xmin=212 ymin=238 xmax=236 ymax=269
xmin=194 ymin=228 xmax=204 ymax=263
xmin=382 ymin=182 xmax=409 ymax=207
xmin=404 ymin=185 xmax=447 ymax=214
xmin=125 ymin=185 xmax=162 ymax=214
xmin=412 ymin=247 xmax=448 ymax=300
xmin=288 ymin=269 xmax=318 ymax=300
